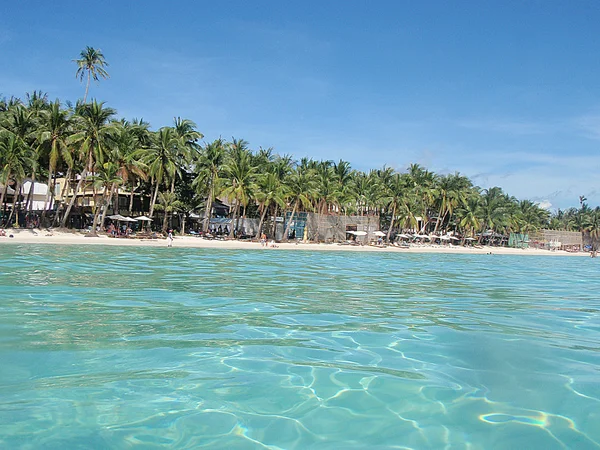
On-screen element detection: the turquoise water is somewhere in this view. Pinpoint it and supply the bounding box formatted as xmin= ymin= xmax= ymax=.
xmin=0 ymin=245 xmax=599 ymax=449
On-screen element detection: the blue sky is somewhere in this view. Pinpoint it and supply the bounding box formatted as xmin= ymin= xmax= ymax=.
xmin=2 ymin=1 xmax=600 ymax=209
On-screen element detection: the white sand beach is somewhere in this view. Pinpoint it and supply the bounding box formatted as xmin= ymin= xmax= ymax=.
xmin=0 ymin=228 xmax=587 ymax=256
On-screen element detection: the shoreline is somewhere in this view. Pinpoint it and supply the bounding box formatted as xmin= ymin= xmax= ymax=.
xmin=0 ymin=229 xmax=587 ymax=256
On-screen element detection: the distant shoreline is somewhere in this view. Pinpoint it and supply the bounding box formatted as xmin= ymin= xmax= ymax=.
xmin=0 ymin=229 xmax=587 ymax=257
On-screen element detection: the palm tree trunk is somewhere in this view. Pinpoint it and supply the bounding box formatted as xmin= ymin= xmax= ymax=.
xmin=433 ymin=205 xmax=443 ymax=233
xmin=24 ymin=172 xmax=36 ymax=214
xmin=7 ymin=182 xmax=22 ymax=227
xmin=271 ymin=205 xmax=278 ymax=238
xmin=90 ymin=190 xmax=108 ymax=236
xmin=0 ymin=171 xmax=10 ymax=215
xmin=41 ymin=166 xmax=54 ymax=218
xmin=162 ymin=209 xmax=169 ymax=233
xmin=149 ymin=179 xmax=159 ymax=218
xmin=84 ymin=72 xmax=90 ymax=103
xmin=61 ymin=169 xmax=87 ymax=228
xmin=257 ymin=202 xmax=269 ymax=238
xmin=203 ymin=181 xmax=214 ymax=232
xmin=386 ymin=202 xmax=397 ymax=242
xmin=229 ymin=203 xmax=239 ymax=238
xmin=99 ymin=183 xmax=116 ymax=230
xmin=53 ymin=168 xmax=74 ymax=227
xmin=180 ymin=213 xmax=185 ymax=235
xmin=283 ymin=201 xmax=298 ymax=242
xmin=128 ymin=183 xmax=135 ymax=215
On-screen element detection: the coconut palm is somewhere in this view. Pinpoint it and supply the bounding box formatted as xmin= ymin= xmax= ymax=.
xmin=139 ymin=126 xmax=178 ymax=222
xmin=456 ymin=195 xmax=481 ymax=239
xmin=383 ymin=173 xmax=408 ymax=241
xmin=221 ymin=139 xmax=256 ymax=237
xmin=155 ymin=191 xmax=185 ymax=233
xmin=283 ymin=165 xmax=317 ymax=241
xmin=0 ymin=132 xmax=34 ymax=225
xmin=90 ymin=161 xmax=123 ymax=229
xmin=61 ymin=101 xmax=117 ymax=230
xmin=74 ymin=47 xmax=110 ymax=103
xmin=255 ymin=171 xmax=288 ymax=238
xmin=37 ymin=100 xmax=74 ymax=222
xmin=193 ymin=138 xmax=226 ymax=232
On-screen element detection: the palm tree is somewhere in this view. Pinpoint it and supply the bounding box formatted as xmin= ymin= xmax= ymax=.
xmin=155 ymin=191 xmax=184 ymax=233
xmin=383 ymin=173 xmax=407 ymax=242
xmin=583 ymin=207 xmax=600 ymax=250
xmin=109 ymin=120 xmax=148 ymax=216
xmin=61 ymin=101 xmax=117 ymax=230
xmin=456 ymin=195 xmax=481 ymax=239
xmin=140 ymin=127 xmax=178 ymax=222
xmin=283 ymin=165 xmax=317 ymax=241
xmin=90 ymin=161 xmax=123 ymax=229
xmin=221 ymin=139 xmax=256 ymax=237
xmin=0 ymin=132 xmax=34 ymax=225
xmin=193 ymin=138 xmax=226 ymax=232
xmin=37 ymin=100 xmax=74 ymax=223
xmin=74 ymin=46 xmax=110 ymax=103
xmin=255 ymin=171 xmax=288 ymax=238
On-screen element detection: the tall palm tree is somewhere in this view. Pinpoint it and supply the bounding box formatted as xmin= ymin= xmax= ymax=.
xmin=221 ymin=139 xmax=256 ymax=237
xmin=457 ymin=195 xmax=481 ymax=239
xmin=383 ymin=173 xmax=408 ymax=242
xmin=37 ymin=100 xmax=74 ymax=223
xmin=283 ymin=165 xmax=317 ymax=241
xmin=74 ymin=46 xmax=110 ymax=103
xmin=255 ymin=171 xmax=288 ymax=238
xmin=0 ymin=132 xmax=34 ymax=225
xmin=90 ymin=161 xmax=123 ymax=229
xmin=193 ymin=138 xmax=226 ymax=232
xmin=61 ymin=101 xmax=116 ymax=230
xmin=140 ymin=127 xmax=178 ymax=222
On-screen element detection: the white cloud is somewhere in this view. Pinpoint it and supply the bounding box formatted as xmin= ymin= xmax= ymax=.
xmin=536 ymin=200 xmax=553 ymax=210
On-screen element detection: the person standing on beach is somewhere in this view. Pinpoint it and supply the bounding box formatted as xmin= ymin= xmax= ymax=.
xmin=167 ymin=229 xmax=173 ymax=247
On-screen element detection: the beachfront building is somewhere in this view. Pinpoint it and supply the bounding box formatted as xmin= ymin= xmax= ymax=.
xmin=53 ymin=176 xmax=150 ymax=215
xmin=21 ymin=181 xmax=53 ymax=211
xmin=285 ymin=213 xmax=380 ymax=243
xmin=528 ymin=229 xmax=583 ymax=252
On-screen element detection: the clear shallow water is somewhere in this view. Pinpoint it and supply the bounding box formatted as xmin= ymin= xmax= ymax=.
xmin=0 ymin=245 xmax=599 ymax=449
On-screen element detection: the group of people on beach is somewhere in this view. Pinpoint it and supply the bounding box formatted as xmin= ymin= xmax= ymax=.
xmin=260 ymin=233 xmax=278 ymax=248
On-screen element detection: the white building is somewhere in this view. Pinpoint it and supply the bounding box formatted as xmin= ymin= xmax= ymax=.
xmin=21 ymin=181 xmax=53 ymax=210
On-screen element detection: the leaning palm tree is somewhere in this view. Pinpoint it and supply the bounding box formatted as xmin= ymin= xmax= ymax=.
xmin=61 ymin=101 xmax=117 ymax=230
xmin=74 ymin=46 xmax=110 ymax=103
xmin=90 ymin=161 xmax=123 ymax=230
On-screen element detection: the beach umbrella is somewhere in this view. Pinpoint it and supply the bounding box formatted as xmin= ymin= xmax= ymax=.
xmin=134 ymin=215 xmax=153 ymax=222
xmin=354 ymin=231 xmax=367 ymax=236
xmin=106 ymin=214 xmax=127 ymax=220
xmin=465 ymin=237 xmax=476 ymax=241
xmin=449 ymin=236 xmax=460 ymax=241
xmin=397 ymin=233 xmax=410 ymax=239
xmin=440 ymin=235 xmax=451 ymax=241
xmin=121 ymin=217 xmax=138 ymax=222
xmin=373 ymin=231 xmax=386 ymax=237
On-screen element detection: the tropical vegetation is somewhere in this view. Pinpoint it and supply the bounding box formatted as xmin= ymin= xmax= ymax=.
xmin=0 ymin=47 xmax=598 ymax=243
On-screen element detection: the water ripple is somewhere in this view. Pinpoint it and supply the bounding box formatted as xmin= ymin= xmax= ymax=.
xmin=0 ymin=245 xmax=599 ymax=449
